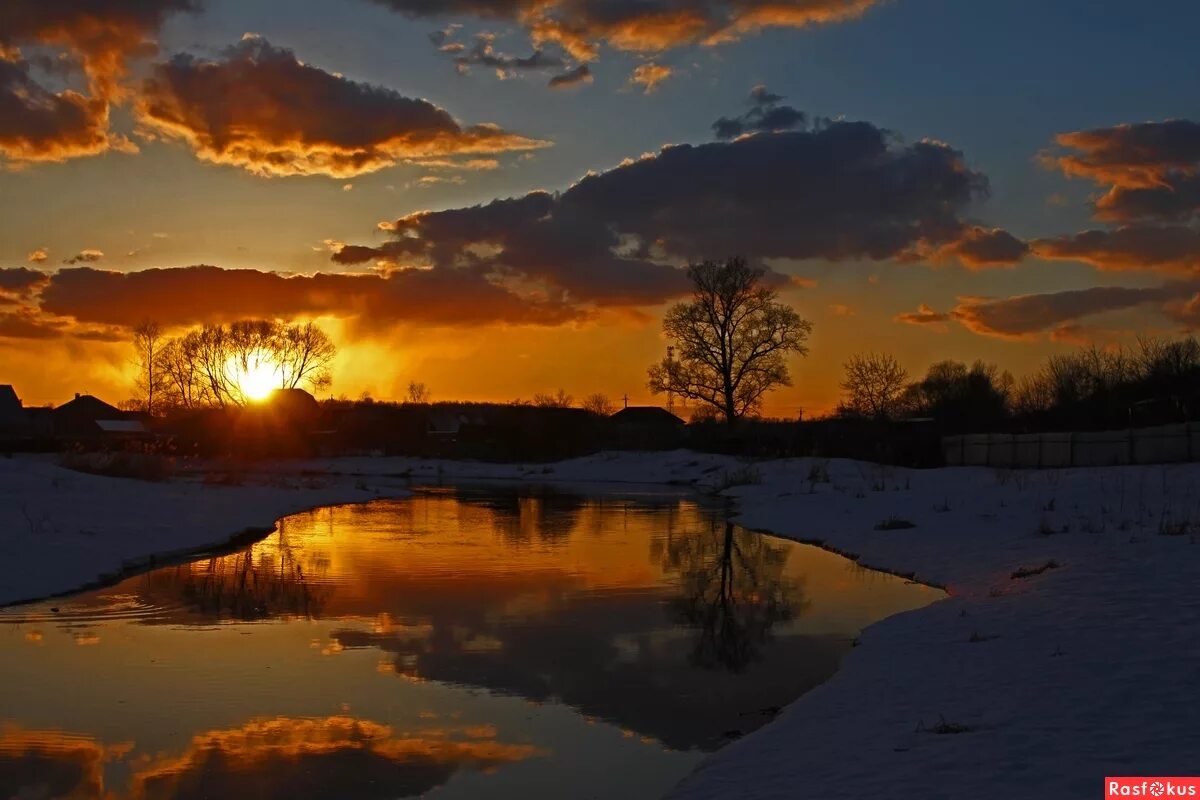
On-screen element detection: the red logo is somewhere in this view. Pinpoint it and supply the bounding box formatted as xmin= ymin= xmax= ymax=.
xmin=1107 ymin=778 xmax=1200 ymax=798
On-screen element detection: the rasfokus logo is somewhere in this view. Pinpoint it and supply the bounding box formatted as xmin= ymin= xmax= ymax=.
xmin=1107 ymin=778 xmax=1200 ymax=798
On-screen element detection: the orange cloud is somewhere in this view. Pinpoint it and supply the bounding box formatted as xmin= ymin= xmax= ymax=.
xmin=948 ymin=284 xmax=1198 ymax=340
xmin=135 ymin=37 xmax=551 ymax=178
xmin=894 ymin=303 xmax=951 ymax=330
xmin=0 ymin=0 xmax=196 ymax=99
xmin=1047 ymin=120 xmax=1200 ymax=189
xmin=1030 ymin=225 xmax=1200 ymax=272
xmin=35 ymin=265 xmax=581 ymax=331
xmin=934 ymin=226 xmax=1029 ymax=269
xmin=628 ymin=62 xmax=674 ymax=94
xmin=0 ymin=59 xmax=123 ymax=165
xmin=0 ymin=0 xmax=191 ymax=165
xmin=376 ymin=0 xmax=884 ymax=72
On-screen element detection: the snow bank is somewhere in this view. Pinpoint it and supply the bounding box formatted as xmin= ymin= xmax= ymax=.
xmin=0 ymin=456 xmax=411 ymax=606
xmin=669 ymin=458 xmax=1200 ymax=799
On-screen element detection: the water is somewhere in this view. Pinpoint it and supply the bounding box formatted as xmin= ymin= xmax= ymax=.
xmin=0 ymin=485 xmax=942 ymax=800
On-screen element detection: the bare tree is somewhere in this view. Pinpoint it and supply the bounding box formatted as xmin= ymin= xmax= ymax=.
xmin=840 ymin=352 xmax=909 ymax=420
xmin=581 ymin=393 xmax=616 ymax=416
xmin=648 ymin=258 xmax=812 ymax=426
xmin=131 ymin=320 xmax=167 ymax=415
xmin=158 ymin=336 xmax=208 ymax=409
xmin=151 ymin=319 xmax=338 ymax=409
xmin=278 ymin=322 xmax=336 ymax=393
xmin=407 ymin=381 xmax=430 ymax=404
xmin=533 ymin=389 xmax=574 ymax=408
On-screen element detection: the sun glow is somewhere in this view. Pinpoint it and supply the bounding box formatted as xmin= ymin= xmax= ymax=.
xmin=226 ymin=356 xmax=281 ymax=403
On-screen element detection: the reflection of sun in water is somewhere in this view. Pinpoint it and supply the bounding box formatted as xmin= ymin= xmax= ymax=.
xmin=226 ymin=357 xmax=280 ymax=402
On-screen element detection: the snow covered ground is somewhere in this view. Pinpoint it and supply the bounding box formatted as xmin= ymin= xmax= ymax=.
xmin=671 ymin=458 xmax=1200 ymax=799
xmin=3 ymin=450 xmax=1198 ymax=797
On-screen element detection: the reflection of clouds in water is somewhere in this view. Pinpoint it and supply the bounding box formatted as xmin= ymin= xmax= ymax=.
xmin=0 ymin=724 xmax=131 ymax=800
xmin=0 ymin=718 xmax=540 ymax=800
xmin=128 ymin=716 xmax=542 ymax=800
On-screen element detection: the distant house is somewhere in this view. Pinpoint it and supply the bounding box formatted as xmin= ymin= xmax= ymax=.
xmin=52 ymin=393 xmax=150 ymax=444
xmin=609 ymin=406 xmax=686 ymax=450
xmin=427 ymin=408 xmax=486 ymax=443
xmin=266 ymin=388 xmax=320 ymax=426
xmin=0 ymin=385 xmax=30 ymax=441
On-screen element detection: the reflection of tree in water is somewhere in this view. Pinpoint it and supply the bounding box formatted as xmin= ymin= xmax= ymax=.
xmin=664 ymin=522 xmax=805 ymax=672
xmin=138 ymin=532 xmax=330 ymax=621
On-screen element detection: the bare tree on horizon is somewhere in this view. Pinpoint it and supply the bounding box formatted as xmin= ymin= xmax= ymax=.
xmin=648 ymin=258 xmax=811 ymax=426
xmin=840 ymin=352 xmax=909 ymax=420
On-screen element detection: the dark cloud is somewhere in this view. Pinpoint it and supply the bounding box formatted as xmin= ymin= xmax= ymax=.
xmin=35 ymin=265 xmax=580 ymax=331
xmin=713 ymin=84 xmax=806 ymax=139
xmin=0 ymin=0 xmax=193 ymax=165
xmin=0 ymin=267 xmax=49 ymax=296
xmin=1045 ymin=119 xmax=1200 ymax=223
xmin=445 ymin=33 xmax=566 ymax=80
xmin=372 ymin=0 xmax=532 ymax=20
xmin=936 ymin=225 xmax=1030 ymax=269
xmin=135 ymin=36 xmax=550 ymax=178
xmin=548 ymin=64 xmax=593 ymax=89
xmin=0 ymin=58 xmax=121 ymax=164
xmin=0 ymin=0 xmax=197 ymax=98
xmin=375 ymin=0 xmax=883 ymax=68
xmin=950 ymin=283 xmax=1198 ymax=340
xmin=0 ymin=308 xmax=67 ymax=340
xmin=1031 ymin=225 xmax=1200 ymax=273
xmin=1048 ymin=120 xmax=1200 ymax=189
xmin=1093 ymin=172 xmax=1200 ymax=223
xmin=336 ymin=119 xmax=989 ymax=306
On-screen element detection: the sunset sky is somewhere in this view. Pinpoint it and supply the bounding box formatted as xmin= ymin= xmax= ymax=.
xmin=3 ymin=0 xmax=1200 ymax=414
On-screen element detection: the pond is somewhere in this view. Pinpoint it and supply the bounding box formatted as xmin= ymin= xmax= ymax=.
xmin=0 ymin=484 xmax=942 ymax=800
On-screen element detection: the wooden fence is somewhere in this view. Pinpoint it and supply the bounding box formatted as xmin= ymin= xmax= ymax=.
xmin=942 ymin=423 xmax=1200 ymax=468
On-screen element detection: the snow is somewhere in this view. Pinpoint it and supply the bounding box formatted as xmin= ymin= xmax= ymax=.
xmin=670 ymin=458 xmax=1200 ymax=799
xmin=3 ymin=450 xmax=1198 ymax=796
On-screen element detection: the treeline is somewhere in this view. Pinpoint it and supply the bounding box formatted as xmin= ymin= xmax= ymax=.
xmin=840 ymin=336 xmax=1200 ymax=433
xmin=132 ymin=319 xmax=336 ymax=413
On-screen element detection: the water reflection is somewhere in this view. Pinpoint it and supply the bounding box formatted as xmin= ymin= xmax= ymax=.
xmin=129 ymin=717 xmax=541 ymax=800
xmin=0 ymin=485 xmax=943 ymax=799
xmin=666 ymin=522 xmax=803 ymax=673
xmin=139 ymin=539 xmax=330 ymax=621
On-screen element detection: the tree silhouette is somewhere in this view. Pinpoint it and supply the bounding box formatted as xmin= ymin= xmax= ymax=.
xmin=649 ymin=258 xmax=811 ymax=426
xmin=132 ymin=320 xmax=167 ymax=415
xmin=840 ymin=352 xmax=909 ymax=420
xmin=581 ymin=393 xmax=616 ymax=416
xmin=665 ymin=521 xmax=803 ymax=672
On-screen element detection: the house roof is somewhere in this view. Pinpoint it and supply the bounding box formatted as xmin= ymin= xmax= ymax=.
xmin=0 ymin=385 xmax=19 ymax=408
xmin=610 ymin=406 xmax=685 ymax=426
xmin=54 ymin=394 xmax=125 ymax=419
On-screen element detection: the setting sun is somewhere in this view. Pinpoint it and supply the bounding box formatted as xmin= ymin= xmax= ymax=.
xmin=227 ymin=357 xmax=280 ymax=403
